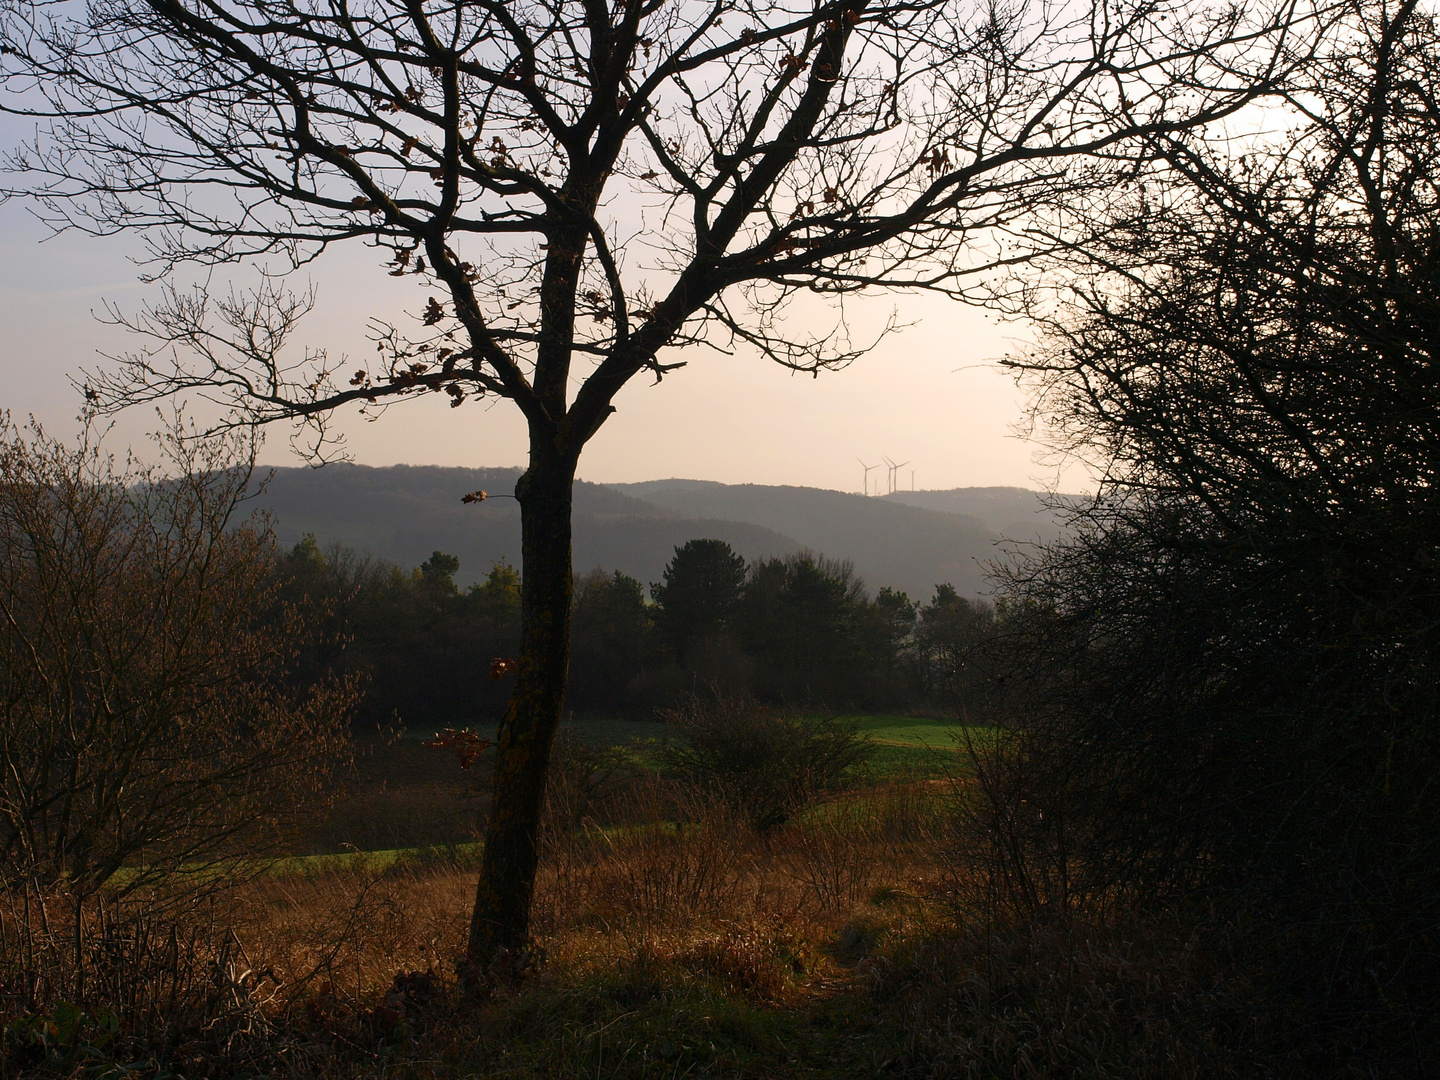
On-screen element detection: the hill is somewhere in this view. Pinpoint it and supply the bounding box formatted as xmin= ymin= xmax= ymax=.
xmin=880 ymin=486 xmax=1077 ymax=541
xmin=254 ymin=464 xmax=802 ymax=590
xmin=593 ymin=479 xmax=1014 ymax=598
xmin=251 ymin=466 xmax=1061 ymax=599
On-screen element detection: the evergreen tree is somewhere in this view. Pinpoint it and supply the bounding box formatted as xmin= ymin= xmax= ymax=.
xmin=571 ymin=569 xmax=651 ymax=713
xmin=650 ymin=540 xmax=747 ymax=662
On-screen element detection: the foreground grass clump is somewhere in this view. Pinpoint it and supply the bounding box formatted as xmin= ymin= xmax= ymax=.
xmin=862 ymin=919 xmax=1266 ymax=1080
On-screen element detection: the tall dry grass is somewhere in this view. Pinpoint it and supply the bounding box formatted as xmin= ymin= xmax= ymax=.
xmin=0 ymin=887 xmax=286 ymax=1076
xmin=2 ymin=772 xmax=945 ymax=1075
xmin=3 ymin=767 xmax=1358 ymax=1079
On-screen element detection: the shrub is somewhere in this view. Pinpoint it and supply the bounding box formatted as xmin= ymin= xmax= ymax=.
xmin=659 ymin=696 xmax=871 ymax=831
xmin=973 ymin=6 xmax=1440 ymax=1057
xmin=0 ymin=419 xmax=357 ymax=903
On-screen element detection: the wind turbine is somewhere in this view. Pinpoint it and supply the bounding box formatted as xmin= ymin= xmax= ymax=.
xmin=883 ymin=457 xmax=911 ymax=495
xmin=892 ymin=461 xmax=911 ymax=494
xmin=857 ymin=458 xmax=877 ymax=496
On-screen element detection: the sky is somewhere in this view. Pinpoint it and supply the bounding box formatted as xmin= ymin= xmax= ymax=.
xmin=0 ymin=201 xmax=1072 ymax=496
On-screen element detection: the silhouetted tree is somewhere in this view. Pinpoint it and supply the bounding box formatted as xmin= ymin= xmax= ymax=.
xmin=739 ymin=553 xmax=871 ymax=704
xmin=858 ymin=585 xmax=920 ymax=704
xmin=650 ymin=539 xmax=747 ymax=662
xmin=570 ymin=568 xmax=650 ymax=712
xmin=915 ymin=585 xmax=995 ymax=718
xmin=419 ymin=550 xmax=462 ymax=593
xmin=277 ymin=545 xmax=521 ymax=725
xmin=987 ymin=0 xmax=1440 ymax=1051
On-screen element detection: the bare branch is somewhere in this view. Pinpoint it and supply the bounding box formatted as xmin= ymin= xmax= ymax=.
xmin=1 ymin=0 xmax=1323 ymax=460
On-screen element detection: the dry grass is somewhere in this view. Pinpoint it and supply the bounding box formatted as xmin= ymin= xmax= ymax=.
xmin=2 ymin=773 xmax=943 ymax=1074
xmin=3 ymin=771 xmax=1386 ymax=1079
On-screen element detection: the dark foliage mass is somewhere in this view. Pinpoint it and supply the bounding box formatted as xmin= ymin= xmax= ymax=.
xmin=658 ymin=697 xmax=871 ymax=832
xmin=276 ymin=537 xmax=523 ymax=726
xmin=277 ymin=534 xmax=990 ymax=725
xmin=569 ymin=569 xmax=651 ymax=714
xmin=967 ymin=0 xmax=1440 ymax=1065
xmin=650 ymin=539 xmax=749 ymax=662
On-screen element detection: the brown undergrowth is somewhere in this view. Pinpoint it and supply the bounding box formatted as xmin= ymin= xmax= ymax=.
xmin=1 ymin=775 xmax=1338 ymax=1079
xmin=0 ymin=776 xmax=939 ymax=1077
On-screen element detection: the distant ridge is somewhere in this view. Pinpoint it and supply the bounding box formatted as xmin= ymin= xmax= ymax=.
xmin=603 ymin=479 xmax=1059 ymax=598
xmin=253 ymin=464 xmax=802 ymax=589
xmin=881 ymin=486 xmax=1078 ymax=541
xmin=249 ymin=465 xmax=1068 ymax=599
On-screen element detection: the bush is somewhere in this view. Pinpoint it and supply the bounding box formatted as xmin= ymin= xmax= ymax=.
xmin=0 ymin=418 xmax=358 ymax=1042
xmin=659 ymin=697 xmax=871 ymax=831
xmin=0 ymin=419 xmax=357 ymax=903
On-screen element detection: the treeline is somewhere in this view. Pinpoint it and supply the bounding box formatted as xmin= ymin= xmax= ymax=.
xmin=275 ymin=535 xmax=995 ymax=725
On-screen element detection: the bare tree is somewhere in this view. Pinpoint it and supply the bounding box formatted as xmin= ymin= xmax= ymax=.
xmin=0 ymin=0 xmax=1318 ymax=966
xmin=0 ymin=418 xmax=357 ymax=905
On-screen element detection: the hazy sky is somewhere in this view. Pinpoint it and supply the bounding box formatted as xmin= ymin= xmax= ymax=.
xmin=0 ymin=201 xmax=1069 ymax=495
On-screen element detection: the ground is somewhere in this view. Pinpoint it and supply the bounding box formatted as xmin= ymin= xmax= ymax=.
xmin=223 ymin=714 xmax=965 ymax=1077
xmin=3 ymin=714 xmax=1296 ymax=1078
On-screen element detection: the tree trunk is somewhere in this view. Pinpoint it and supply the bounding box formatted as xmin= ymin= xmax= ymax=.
xmin=467 ymin=449 xmax=575 ymax=968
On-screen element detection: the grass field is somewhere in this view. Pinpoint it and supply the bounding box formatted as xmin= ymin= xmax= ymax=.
xmin=846 ymin=714 xmax=975 ymax=748
xmin=264 ymin=842 xmax=484 ymax=878
xmin=394 ymin=714 xmax=979 ymax=817
xmin=281 ymin=712 xmax=978 ymax=872
xmin=409 ymin=713 xmax=977 ymax=749
xmin=841 ymin=715 xmax=981 ymax=780
xmin=409 ymin=714 xmax=980 ymax=775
